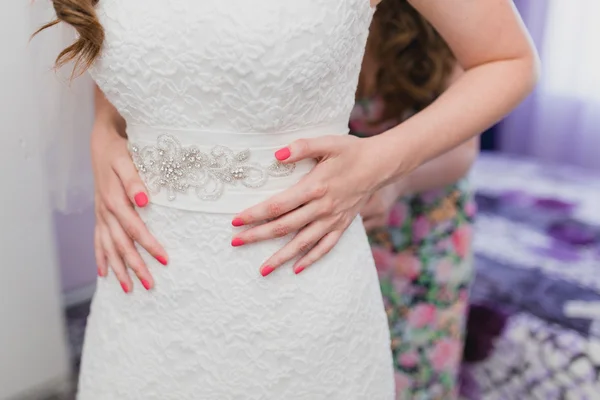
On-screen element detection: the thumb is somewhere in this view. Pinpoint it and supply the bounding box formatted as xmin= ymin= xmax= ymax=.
xmin=274 ymin=136 xmax=338 ymax=163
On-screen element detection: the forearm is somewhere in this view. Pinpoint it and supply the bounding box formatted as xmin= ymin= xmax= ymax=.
xmin=93 ymin=84 xmax=126 ymax=136
xmin=373 ymin=57 xmax=538 ymax=186
xmin=402 ymin=138 xmax=479 ymax=195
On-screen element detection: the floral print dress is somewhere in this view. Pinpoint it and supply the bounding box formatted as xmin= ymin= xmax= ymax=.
xmin=350 ymin=97 xmax=477 ymax=400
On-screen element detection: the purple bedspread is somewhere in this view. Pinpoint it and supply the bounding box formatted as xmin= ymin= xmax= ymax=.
xmin=464 ymin=153 xmax=600 ymax=399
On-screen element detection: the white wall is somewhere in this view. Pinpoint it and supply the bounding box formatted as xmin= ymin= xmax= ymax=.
xmin=0 ymin=2 xmax=70 ymax=399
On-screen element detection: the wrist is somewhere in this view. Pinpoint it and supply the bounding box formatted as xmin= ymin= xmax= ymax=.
xmin=94 ymin=85 xmax=127 ymax=137
xmin=91 ymin=120 xmax=126 ymax=149
xmin=363 ymin=131 xmax=418 ymax=190
xmin=93 ymin=114 xmax=127 ymax=139
xmin=395 ymin=173 xmax=414 ymax=197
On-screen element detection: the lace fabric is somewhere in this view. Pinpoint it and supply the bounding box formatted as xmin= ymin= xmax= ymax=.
xmin=78 ymin=1 xmax=395 ymax=398
xmin=90 ymin=0 xmax=371 ymax=133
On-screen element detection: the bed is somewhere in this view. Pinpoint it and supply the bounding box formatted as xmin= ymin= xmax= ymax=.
xmin=463 ymin=153 xmax=600 ymax=399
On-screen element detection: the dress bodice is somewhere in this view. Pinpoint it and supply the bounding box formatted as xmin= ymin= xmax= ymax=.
xmin=91 ymin=0 xmax=374 ymax=132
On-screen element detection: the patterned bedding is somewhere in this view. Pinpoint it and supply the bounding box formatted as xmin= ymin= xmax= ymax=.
xmin=465 ymin=153 xmax=600 ymax=399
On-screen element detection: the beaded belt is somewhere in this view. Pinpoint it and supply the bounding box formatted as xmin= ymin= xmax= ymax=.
xmin=127 ymin=122 xmax=349 ymax=213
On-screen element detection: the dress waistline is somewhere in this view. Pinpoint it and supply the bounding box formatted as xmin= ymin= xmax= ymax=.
xmin=127 ymin=122 xmax=348 ymax=214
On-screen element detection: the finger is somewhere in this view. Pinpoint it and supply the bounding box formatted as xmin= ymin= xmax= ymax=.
xmin=112 ymin=204 xmax=168 ymax=265
xmin=112 ymin=154 xmax=150 ymax=208
xmin=259 ymin=221 xmax=330 ymax=277
xmin=274 ymin=136 xmax=339 ymax=163
xmin=94 ymin=223 xmax=108 ymax=278
xmin=233 ymin=175 xmax=328 ymax=226
xmin=103 ymin=179 xmax=168 ymax=266
xmin=99 ymin=223 xmax=133 ymax=294
xmin=103 ymin=209 xmax=155 ymax=291
xmin=293 ymin=231 xmax=343 ymax=274
xmin=232 ymin=201 xmax=327 ymax=246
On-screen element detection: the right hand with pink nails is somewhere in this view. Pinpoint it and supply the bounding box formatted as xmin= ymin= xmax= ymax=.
xmin=91 ymin=105 xmax=168 ymax=294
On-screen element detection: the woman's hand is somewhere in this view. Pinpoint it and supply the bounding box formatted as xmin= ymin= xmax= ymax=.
xmin=231 ymin=135 xmax=389 ymax=276
xmin=360 ymin=183 xmax=406 ymax=232
xmin=92 ymin=124 xmax=168 ymax=293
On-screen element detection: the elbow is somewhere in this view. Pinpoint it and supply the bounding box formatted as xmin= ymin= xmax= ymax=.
xmin=446 ymin=139 xmax=480 ymax=184
xmin=457 ymin=138 xmax=480 ymax=181
xmin=520 ymin=47 xmax=542 ymax=96
xmin=526 ymin=54 xmax=541 ymax=93
xmin=499 ymin=51 xmax=540 ymax=107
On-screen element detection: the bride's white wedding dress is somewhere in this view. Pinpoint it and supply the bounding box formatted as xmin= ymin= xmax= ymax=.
xmin=77 ymin=1 xmax=394 ymax=399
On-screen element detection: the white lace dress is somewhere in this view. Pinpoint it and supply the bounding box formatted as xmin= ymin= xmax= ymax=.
xmin=77 ymin=1 xmax=394 ymax=399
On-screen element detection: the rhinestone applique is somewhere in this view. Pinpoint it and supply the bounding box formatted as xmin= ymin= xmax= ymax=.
xmin=130 ymin=135 xmax=296 ymax=201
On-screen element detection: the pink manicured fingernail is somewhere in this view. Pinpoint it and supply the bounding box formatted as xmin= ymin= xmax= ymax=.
xmin=120 ymin=282 xmax=129 ymax=294
xmin=261 ymin=265 xmax=275 ymax=277
xmin=232 ymin=218 xmax=245 ymax=227
xmin=134 ymin=192 xmax=148 ymax=207
xmin=275 ymin=147 xmax=291 ymax=161
xmin=294 ymin=266 xmax=305 ymax=275
xmin=231 ymin=238 xmax=245 ymax=247
xmin=97 ymin=267 xmax=104 ymax=277
xmin=156 ymin=256 xmax=168 ymax=266
xmin=141 ymin=279 xmax=151 ymax=291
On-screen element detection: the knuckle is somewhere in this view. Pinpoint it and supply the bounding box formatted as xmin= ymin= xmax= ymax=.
xmin=303 ymin=255 xmax=317 ymax=266
xmin=114 ymin=241 xmax=128 ymax=256
xmin=122 ymin=180 xmax=137 ymax=195
xmin=97 ymin=201 xmax=109 ymax=216
xmin=342 ymin=216 xmax=354 ymax=227
xmin=113 ymin=269 xmax=128 ymax=281
xmin=322 ymin=245 xmax=335 ymax=256
xmin=267 ymin=202 xmax=282 ymax=219
xmin=109 ymin=264 xmax=124 ymax=276
xmin=123 ymin=251 xmax=141 ymax=267
xmin=298 ymin=240 xmax=313 ymax=254
xmin=246 ymin=232 xmax=257 ymax=243
xmin=240 ymin=231 xmax=255 ymax=243
xmin=295 ymin=139 xmax=310 ymax=154
xmin=94 ymin=201 xmax=102 ymax=215
xmin=322 ymin=198 xmax=335 ymax=214
xmin=311 ymin=183 xmax=328 ymax=199
xmin=122 ymin=221 xmax=140 ymax=240
xmin=127 ymin=260 xmax=143 ymax=273
xmin=272 ymin=223 xmax=290 ymax=238
xmin=145 ymin=243 xmax=160 ymax=256
xmin=104 ymin=197 xmax=119 ymax=213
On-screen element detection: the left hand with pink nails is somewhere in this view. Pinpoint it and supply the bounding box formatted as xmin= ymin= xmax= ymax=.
xmin=231 ymin=134 xmax=389 ymax=277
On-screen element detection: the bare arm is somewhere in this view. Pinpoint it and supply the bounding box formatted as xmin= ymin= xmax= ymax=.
xmin=372 ymin=0 xmax=539 ymax=185
xmin=220 ymin=0 xmax=539 ymax=274
xmin=401 ymin=137 xmax=478 ymax=195
xmin=360 ymin=65 xmax=478 ymax=230
xmin=93 ymin=84 xmax=126 ymax=136
xmin=387 ymin=65 xmax=479 ymax=196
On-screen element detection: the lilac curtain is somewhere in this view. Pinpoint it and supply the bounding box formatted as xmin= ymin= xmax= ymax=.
xmin=499 ymin=0 xmax=600 ymax=170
